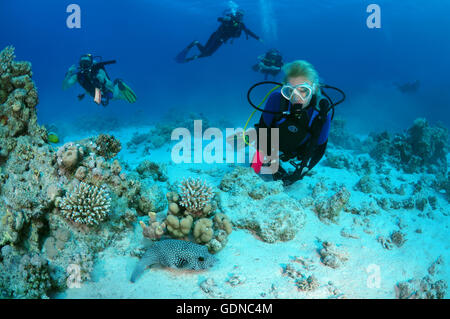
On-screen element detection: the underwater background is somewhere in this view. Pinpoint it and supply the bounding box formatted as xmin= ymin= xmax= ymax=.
xmin=0 ymin=0 xmax=449 ymax=299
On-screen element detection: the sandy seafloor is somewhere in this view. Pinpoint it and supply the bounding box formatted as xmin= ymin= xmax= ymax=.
xmin=52 ymin=124 xmax=450 ymax=299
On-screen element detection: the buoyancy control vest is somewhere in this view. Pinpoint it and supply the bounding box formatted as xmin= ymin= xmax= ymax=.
xmin=257 ymin=94 xmax=330 ymax=159
xmin=77 ymin=61 xmax=115 ymax=97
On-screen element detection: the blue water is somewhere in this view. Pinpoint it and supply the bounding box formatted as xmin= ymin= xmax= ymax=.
xmin=1 ymin=0 xmax=449 ymax=133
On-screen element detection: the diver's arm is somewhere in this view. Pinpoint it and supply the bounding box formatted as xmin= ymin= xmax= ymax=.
xmin=307 ymin=140 xmax=328 ymax=170
xmin=62 ymin=65 xmax=78 ymax=90
xmin=242 ymin=25 xmax=260 ymax=40
xmin=96 ymin=69 xmax=114 ymax=92
xmin=306 ymin=111 xmax=332 ymax=169
xmin=261 ymin=64 xmax=282 ymax=71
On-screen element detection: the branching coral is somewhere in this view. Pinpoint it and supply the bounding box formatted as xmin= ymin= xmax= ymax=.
xmin=56 ymin=182 xmax=111 ymax=226
xmin=178 ymin=177 xmax=214 ymax=218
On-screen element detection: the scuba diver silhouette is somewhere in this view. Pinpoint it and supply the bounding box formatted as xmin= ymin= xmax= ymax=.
xmin=252 ymin=49 xmax=284 ymax=80
xmin=63 ymin=54 xmax=137 ymax=107
xmin=175 ymin=9 xmax=262 ymax=63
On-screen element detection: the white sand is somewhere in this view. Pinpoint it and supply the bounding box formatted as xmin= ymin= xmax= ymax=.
xmin=54 ymin=125 xmax=450 ymax=299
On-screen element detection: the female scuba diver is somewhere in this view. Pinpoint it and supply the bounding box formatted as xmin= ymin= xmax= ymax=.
xmin=238 ymin=60 xmax=345 ymax=186
xmin=62 ymin=54 xmax=137 ymax=107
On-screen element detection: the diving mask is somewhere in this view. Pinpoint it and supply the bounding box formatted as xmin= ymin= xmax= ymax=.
xmin=281 ymin=82 xmax=315 ymax=104
xmin=79 ymin=54 xmax=93 ymax=70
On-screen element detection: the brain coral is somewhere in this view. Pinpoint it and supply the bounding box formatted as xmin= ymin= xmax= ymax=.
xmin=56 ymin=182 xmax=111 ymax=226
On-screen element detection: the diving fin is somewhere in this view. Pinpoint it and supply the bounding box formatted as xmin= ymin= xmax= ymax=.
xmin=115 ymin=79 xmax=137 ymax=103
xmin=174 ymin=41 xmax=197 ymax=63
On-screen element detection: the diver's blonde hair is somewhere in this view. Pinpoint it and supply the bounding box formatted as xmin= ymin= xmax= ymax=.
xmin=282 ymin=60 xmax=320 ymax=92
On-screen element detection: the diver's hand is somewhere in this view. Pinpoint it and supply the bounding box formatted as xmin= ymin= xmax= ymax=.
xmin=267 ymin=65 xmax=281 ymax=71
xmin=258 ymin=38 xmax=264 ymax=43
xmin=67 ymin=65 xmax=77 ymax=76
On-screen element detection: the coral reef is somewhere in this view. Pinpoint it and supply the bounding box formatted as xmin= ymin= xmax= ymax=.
xmin=136 ymin=160 xmax=168 ymax=182
xmin=147 ymin=178 xmax=231 ymax=254
xmin=205 ymin=213 xmax=233 ymax=253
xmin=318 ymin=241 xmax=349 ymax=269
xmin=56 ymin=142 xmax=83 ymax=175
xmin=136 ymin=183 xmax=166 ymax=215
xmin=219 ymin=167 xmax=305 ymax=243
xmin=136 ymin=176 xmax=231 ymax=253
xmin=0 ymin=48 xmax=168 ymax=297
xmin=395 ymin=256 xmax=447 ymax=299
xmin=367 ymin=119 xmax=448 ymax=174
xmin=0 ymin=246 xmax=52 ymax=298
xmin=53 ymin=136 xmax=165 ymax=216
xmin=328 ymin=117 xmax=362 ymax=150
xmin=377 ymin=230 xmax=407 ymax=249
xmin=193 ymin=218 xmax=214 ymax=244
xmin=282 ymin=263 xmax=320 ymax=292
xmin=314 ymin=186 xmax=350 ymax=224
xmin=165 ymin=214 xmax=194 ymax=238
xmin=1 ymin=46 xmax=449 ymax=299
xmin=165 ymin=178 xmax=217 ymax=221
xmin=0 ymin=47 xmax=58 ymax=252
xmin=94 ymin=134 xmax=122 ymax=160
xmin=126 ymin=111 xmax=213 ymax=153
xmin=324 ymin=149 xmax=375 ymax=176
xmin=139 ymin=212 xmax=166 ymax=241
xmin=0 ymin=46 xmax=43 ymax=139
xmin=295 ymin=274 xmax=320 ymax=292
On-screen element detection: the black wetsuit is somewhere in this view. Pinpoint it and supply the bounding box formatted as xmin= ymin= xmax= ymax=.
xmin=177 ymin=16 xmax=260 ymax=62
xmin=76 ymin=64 xmax=113 ymax=106
xmin=253 ymin=52 xmax=284 ymax=79
xmin=254 ymin=92 xmax=331 ymax=185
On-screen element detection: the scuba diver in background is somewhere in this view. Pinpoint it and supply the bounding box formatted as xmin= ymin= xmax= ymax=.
xmin=252 ymin=49 xmax=284 ymax=80
xmin=62 ymin=54 xmax=137 ymax=107
xmin=394 ymin=80 xmax=420 ymax=94
xmin=243 ymin=60 xmax=345 ymax=186
xmin=175 ymin=9 xmax=263 ymax=63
